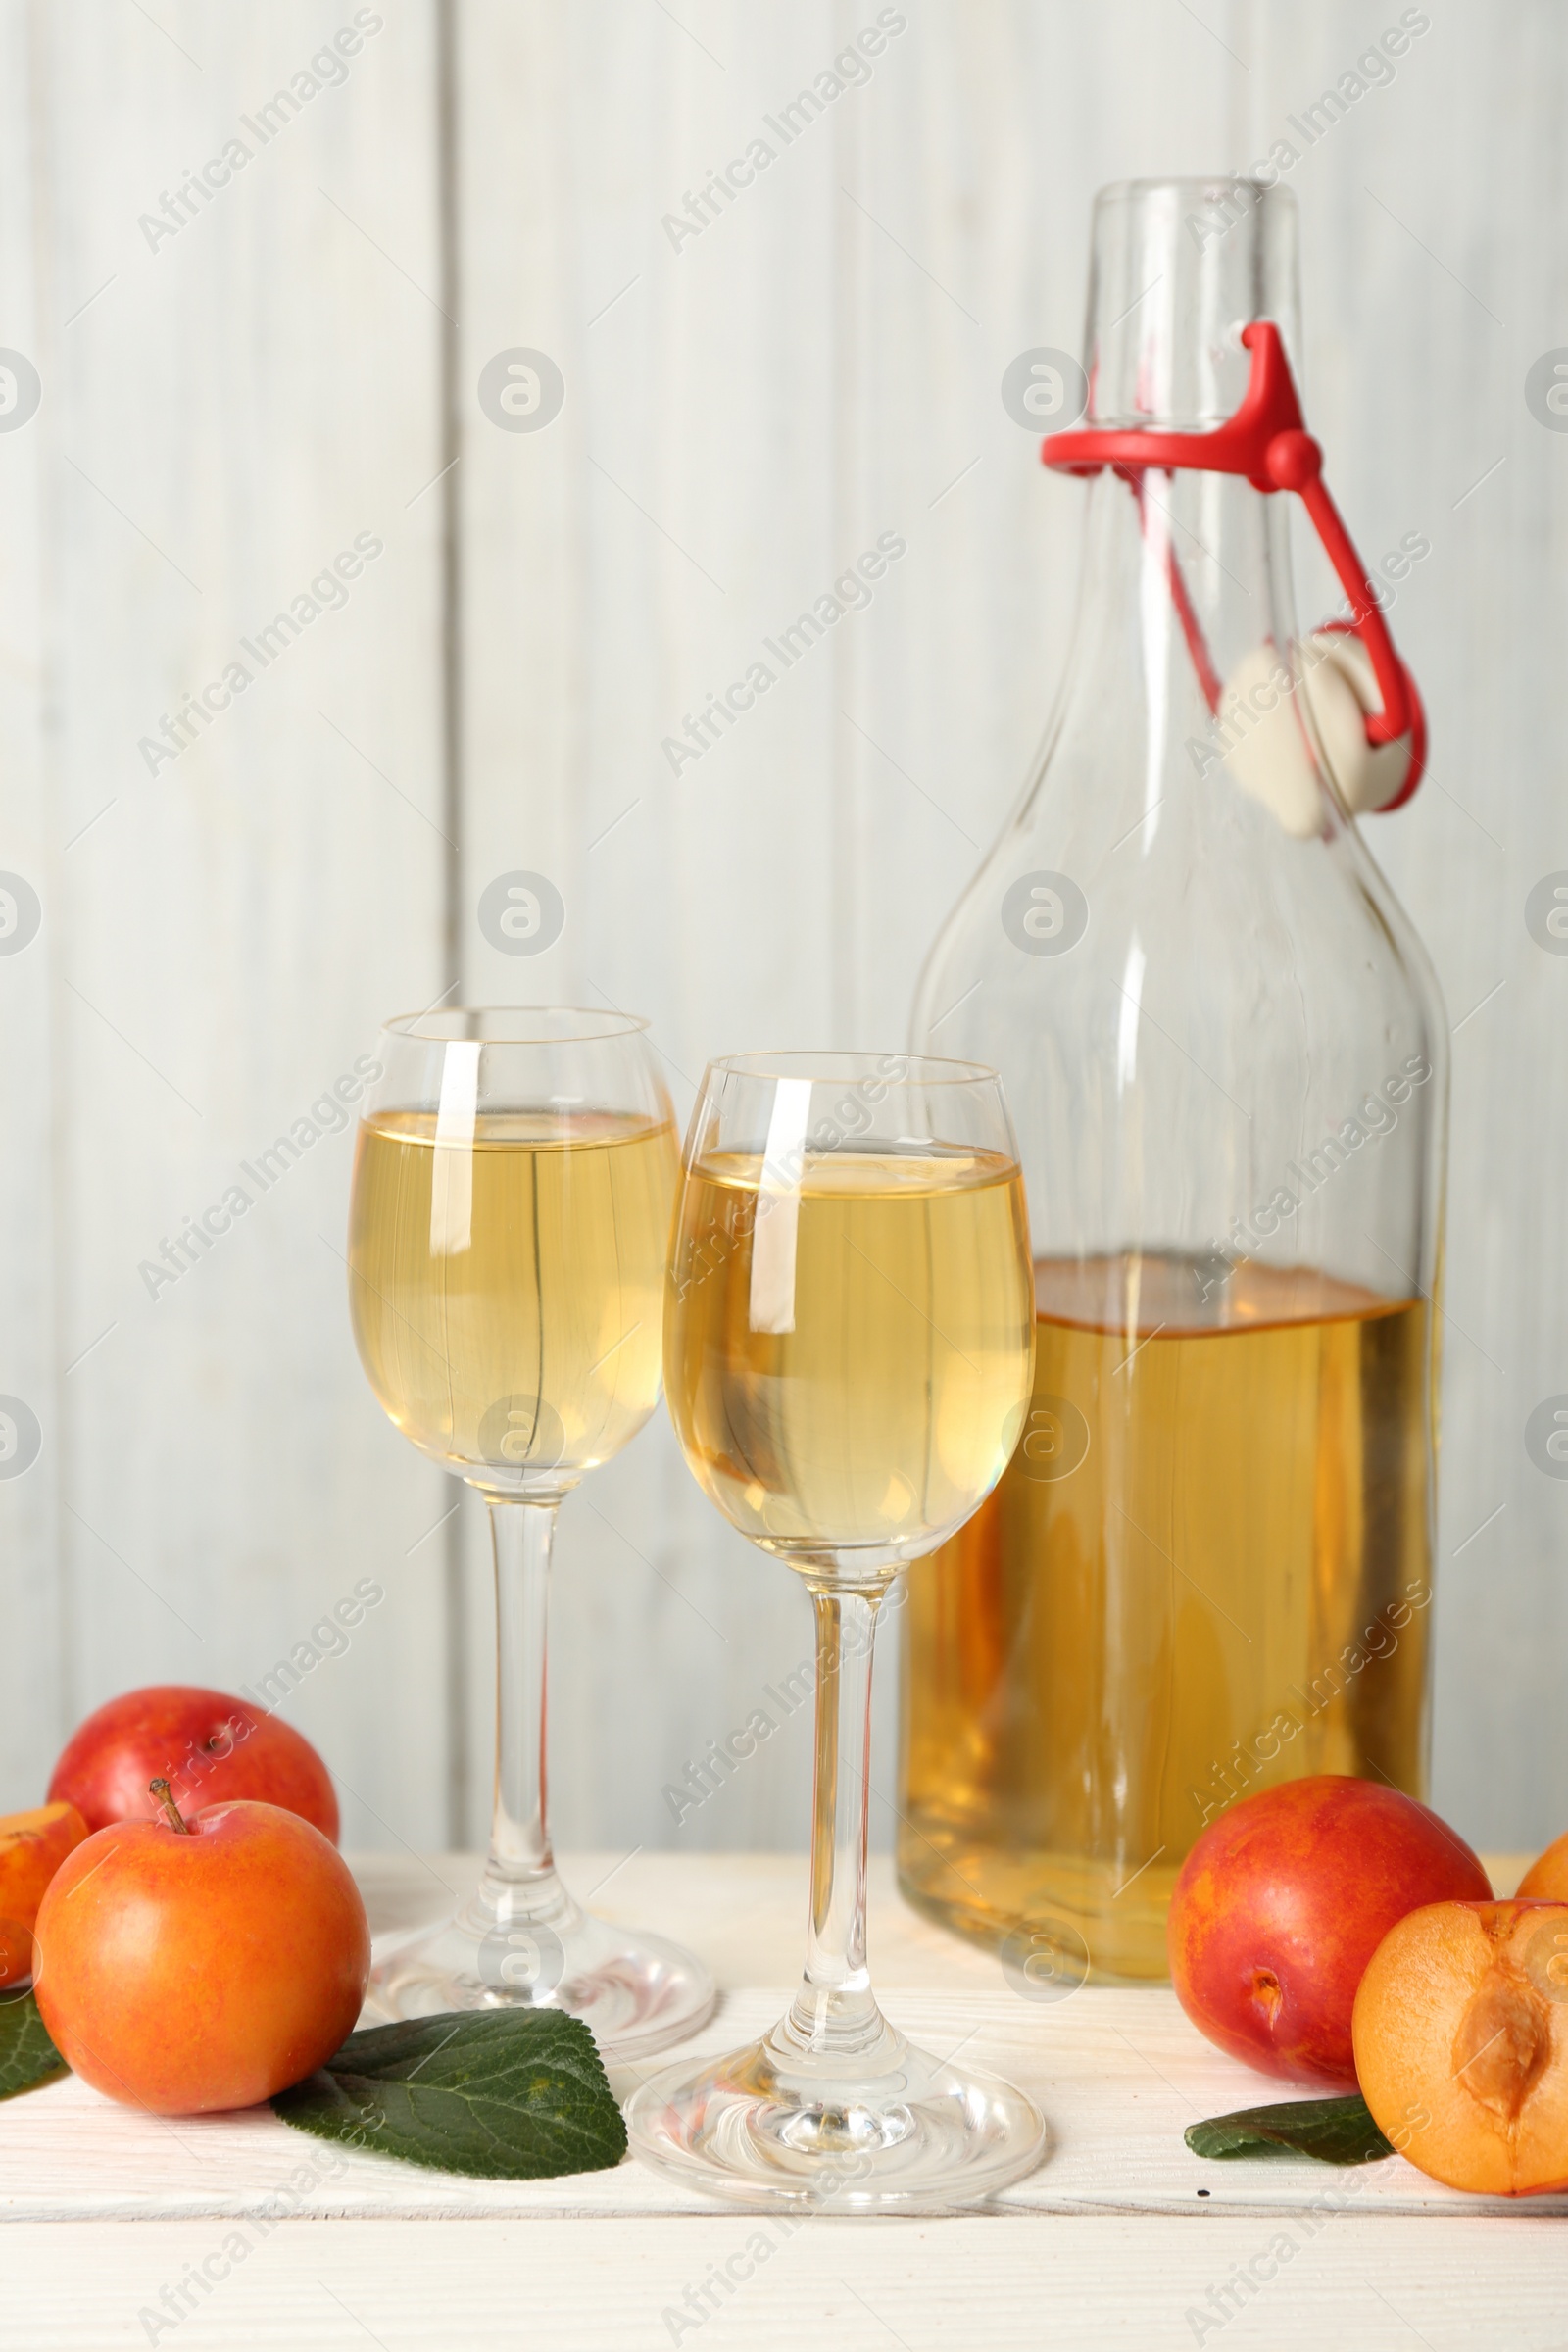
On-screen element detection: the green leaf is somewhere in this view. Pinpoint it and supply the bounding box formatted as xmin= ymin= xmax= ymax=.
xmin=271 ymin=2009 xmax=627 ymax=2181
xmin=1187 ymin=2093 xmax=1394 ymax=2167
xmin=0 ymin=1990 xmax=69 ymax=2100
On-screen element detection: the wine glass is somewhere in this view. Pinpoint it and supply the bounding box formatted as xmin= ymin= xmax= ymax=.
xmin=347 ymin=1006 xmax=713 ymax=2058
xmin=626 ymin=1051 xmax=1045 ymax=2206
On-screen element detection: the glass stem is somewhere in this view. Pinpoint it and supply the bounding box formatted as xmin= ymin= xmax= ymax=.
xmin=472 ymin=1498 xmax=575 ymax=1930
xmin=783 ymin=1582 xmax=888 ymax=2061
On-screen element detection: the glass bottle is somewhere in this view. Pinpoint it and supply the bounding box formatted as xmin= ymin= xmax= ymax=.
xmin=899 ymin=178 xmax=1447 ymax=1983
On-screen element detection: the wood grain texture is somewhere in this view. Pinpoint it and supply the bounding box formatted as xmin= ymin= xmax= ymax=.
xmin=0 ymin=1854 xmax=1558 ymax=2228
xmin=448 ymin=0 xmax=896 ymax=1857
xmin=0 ymin=1858 xmax=1560 ymax=2350
xmin=6 ymin=1996 xmax=1566 ymax=2222
xmin=3 ymin=0 xmax=1565 ymax=1864
xmin=0 ymin=3 xmax=454 ymax=1845
xmin=1223 ymin=2 xmax=1568 ymax=1846
xmin=490 ymin=0 xmax=1568 ymax=1858
xmin=9 ymin=2215 xmax=1565 ymax=2352
xmin=0 ymin=0 xmax=66 ymax=1838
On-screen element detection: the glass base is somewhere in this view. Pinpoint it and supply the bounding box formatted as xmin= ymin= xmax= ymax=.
xmin=367 ymin=1877 xmax=715 ymax=2066
xmin=626 ymin=2010 xmax=1046 ymax=2210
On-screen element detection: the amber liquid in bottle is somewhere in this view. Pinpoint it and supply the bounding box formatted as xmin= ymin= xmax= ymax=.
xmin=898 ymin=1252 xmax=1434 ymax=1981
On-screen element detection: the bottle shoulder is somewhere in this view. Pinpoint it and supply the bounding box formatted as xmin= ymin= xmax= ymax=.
xmin=913 ymin=792 xmax=1446 ymax=1067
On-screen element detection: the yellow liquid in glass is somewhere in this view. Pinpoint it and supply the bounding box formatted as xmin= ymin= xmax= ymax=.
xmin=349 ymin=1109 xmax=676 ymax=1485
xmin=898 ymin=1253 xmax=1433 ymax=1979
xmin=666 ymin=1149 xmax=1033 ymax=1565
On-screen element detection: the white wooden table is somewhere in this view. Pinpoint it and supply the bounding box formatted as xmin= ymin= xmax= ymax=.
xmin=3 ymin=1851 xmax=1558 ymax=2349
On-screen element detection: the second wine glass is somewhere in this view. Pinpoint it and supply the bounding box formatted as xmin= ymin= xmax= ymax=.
xmin=347 ymin=1006 xmax=713 ymax=2059
xmin=628 ymin=1051 xmax=1045 ymax=2207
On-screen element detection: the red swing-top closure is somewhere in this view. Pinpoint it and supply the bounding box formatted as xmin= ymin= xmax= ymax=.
xmin=1041 ymin=321 xmax=1425 ymax=808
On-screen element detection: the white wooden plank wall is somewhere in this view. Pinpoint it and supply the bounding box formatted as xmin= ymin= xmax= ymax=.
xmin=0 ymin=0 xmax=1562 ymax=1864
xmin=0 ymin=4 xmax=453 ymax=1850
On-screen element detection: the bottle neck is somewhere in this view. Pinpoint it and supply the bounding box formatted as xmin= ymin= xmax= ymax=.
xmin=1043 ymin=466 xmax=1310 ymax=840
xmin=1082 ymin=177 xmax=1301 ymax=433
xmin=907 ymin=178 xmax=1444 ymax=1310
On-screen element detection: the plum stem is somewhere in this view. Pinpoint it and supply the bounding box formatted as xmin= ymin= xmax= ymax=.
xmin=149 ymin=1777 xmax=192 ymax=1834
